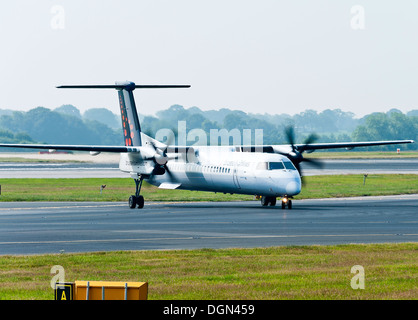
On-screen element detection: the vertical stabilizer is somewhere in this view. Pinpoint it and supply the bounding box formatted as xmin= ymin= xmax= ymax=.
xmin=116 ymin=81 xmax=142 ymax=146
xmin=56 ymin=81 xmax=190 ymax=148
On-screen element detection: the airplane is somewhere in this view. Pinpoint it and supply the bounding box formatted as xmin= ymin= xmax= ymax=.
xmin=0 ymin=81 xmax=414 ymax=209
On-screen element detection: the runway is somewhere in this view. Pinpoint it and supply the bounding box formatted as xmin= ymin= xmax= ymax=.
xmin=1 ymin=195 xmax=417 ymax=255
xmin=1 ymin=158 xmax=417 ymax=178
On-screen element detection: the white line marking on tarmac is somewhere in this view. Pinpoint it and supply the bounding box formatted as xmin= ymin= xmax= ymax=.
xmin=0 ymin=204 xmax=126 ymax=211
xmin=0 ymin=233 xmax=416 ymax=246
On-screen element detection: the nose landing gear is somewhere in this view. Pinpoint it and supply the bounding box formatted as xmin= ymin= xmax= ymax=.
xmin=281 ymin=197 xmax=292 ymax=209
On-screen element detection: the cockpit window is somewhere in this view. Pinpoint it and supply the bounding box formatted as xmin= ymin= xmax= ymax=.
xmin=268 ymin=162 xmax=285 ymax=170
xmin=283 ymin=161 xmax=296 ymax=170
xmin=259 ymin=161 xmax=297 ymax=170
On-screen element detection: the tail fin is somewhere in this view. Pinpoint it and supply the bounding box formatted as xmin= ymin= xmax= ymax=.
xmin=57 ymin=81 xmax=190 ymax=147
xmin=116 ymin=81 xmax=142 ymax=146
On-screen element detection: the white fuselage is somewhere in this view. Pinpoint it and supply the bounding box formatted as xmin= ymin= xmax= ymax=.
xmin=119 ymin=146 xmax=302 ymax=197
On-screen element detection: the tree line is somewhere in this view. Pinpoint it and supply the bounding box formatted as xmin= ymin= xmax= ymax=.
xmin=0 ymin=104 xmax=416 ymax=150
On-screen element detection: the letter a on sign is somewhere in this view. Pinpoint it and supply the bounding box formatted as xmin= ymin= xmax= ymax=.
xmin=55 ymin=283 xmax=73 ymax=300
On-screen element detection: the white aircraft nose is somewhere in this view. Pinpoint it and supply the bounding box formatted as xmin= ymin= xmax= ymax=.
xmin=285 ymin=179 xmax=301 ymax=196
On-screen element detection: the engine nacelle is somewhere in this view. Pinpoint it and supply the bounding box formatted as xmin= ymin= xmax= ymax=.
xmin=119 ymin=152 xmax=155 ymax=175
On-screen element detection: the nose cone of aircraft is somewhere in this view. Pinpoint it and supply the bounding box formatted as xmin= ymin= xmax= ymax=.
xmin=269 ymin=170 xmax=302 ymax=196
xmin=285 ymin=179 xmax=301 ymax=196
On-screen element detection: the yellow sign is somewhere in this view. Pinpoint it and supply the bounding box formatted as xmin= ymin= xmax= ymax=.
xmin=54 ymin=281 xmax=148 ymax=300
xmin=74 ymin=281 xmax=148 ymax=300
xmin=54 ymin=283 xmax=73 ymax=300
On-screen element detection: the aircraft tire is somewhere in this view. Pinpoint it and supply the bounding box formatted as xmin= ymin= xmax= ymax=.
xmin=269 ymin=197 xmax=276 ymax=206
xmin=261 ymin=196 xmax=269 ymax=206
xmin=137 ymin=195 xmax=144 ymax=209
xmin=129 ymin=195 xmax=137 ymax=209
xmin=288 ymin=200 xmax=292 ymax=209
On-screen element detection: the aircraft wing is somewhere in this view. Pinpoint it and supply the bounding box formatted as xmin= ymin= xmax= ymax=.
xmin=235 ymin=139 xmax=414 ymax=153
xmin=0 ymin=143 xmax=133 ymax=153
xmin=293 ymin=139 xmax=415 ymax=152
xmin=0 ymin=139 xmax=414 ymax=154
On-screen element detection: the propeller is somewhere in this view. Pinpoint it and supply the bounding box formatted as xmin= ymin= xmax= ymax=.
xmin=282 ymin=126 xmax=323 ymax=184
xmin=146 ymin=135 xmax=178 ymax=182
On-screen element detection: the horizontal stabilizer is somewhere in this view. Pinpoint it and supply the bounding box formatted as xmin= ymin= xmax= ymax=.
xmin=0 ymin=143 xmax=132 ymax=153
xmin=57 ymin=84 xmax=190 ymax=90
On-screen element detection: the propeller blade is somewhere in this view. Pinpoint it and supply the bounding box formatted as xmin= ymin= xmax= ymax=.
xmin=294 ymin=162 xmax=307 ymax=186
xmin=143 ymin=132 xmax=182 ymax=185
xmin=302 ymin=133 xmax=318 ymax=147
xmin=294 ymin=162 xmax=302 ymax=175
xmin=296 ymin=134 xmax=317 ymax=154
xmin=302 ymin=157 xmax=324 ymax=169
xmin=285 ymin=126 xmax=296 ymax=150
xmin=281 ymin=126 xmax=324 ymax=185
xmin=164 ymin=165 xmax=176 ymax=182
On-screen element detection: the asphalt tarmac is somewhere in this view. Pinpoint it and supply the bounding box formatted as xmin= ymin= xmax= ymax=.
xmin=1 ymin=158 xmax=417 ymax=178
xmin=1 ymin=195 xmax=417 ymax=255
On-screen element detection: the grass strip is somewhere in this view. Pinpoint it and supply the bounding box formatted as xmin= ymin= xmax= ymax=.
xmin=0 ymin=174 xmax=417 ymax=202
xmin=0 ymin=243 xmax=416 ymax=300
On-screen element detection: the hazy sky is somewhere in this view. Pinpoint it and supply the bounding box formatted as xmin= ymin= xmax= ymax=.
xmin=1 ymin=0 xmax=417 ymax=118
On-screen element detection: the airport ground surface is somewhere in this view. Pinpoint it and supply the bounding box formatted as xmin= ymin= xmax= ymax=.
xmin=1 ymin=195 xmax=417 ymax=255
xmin=0 ymin=155 xmax=417 ymax=178
xmin=0 ymin=153 xmax=417 ymax=255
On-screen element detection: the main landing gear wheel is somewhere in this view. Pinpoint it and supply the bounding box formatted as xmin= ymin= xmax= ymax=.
xmin=129 ymin=195 xmax=144 ymax=209
xmin=129 ymin=195 xmax=136 ymax=209
xmin=136 ymin=195 xmax=144 ymax=208
xmin=129 ymin=195 xmax=145 ymax=209
xmin=129 ymin=176 xmax=144 ymax=209
xmin=261 ymin=196 xmax=277 ymax=207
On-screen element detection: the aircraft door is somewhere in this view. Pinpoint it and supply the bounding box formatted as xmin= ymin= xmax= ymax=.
xmin=233 ymin=167 xmax=241 ymax=189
